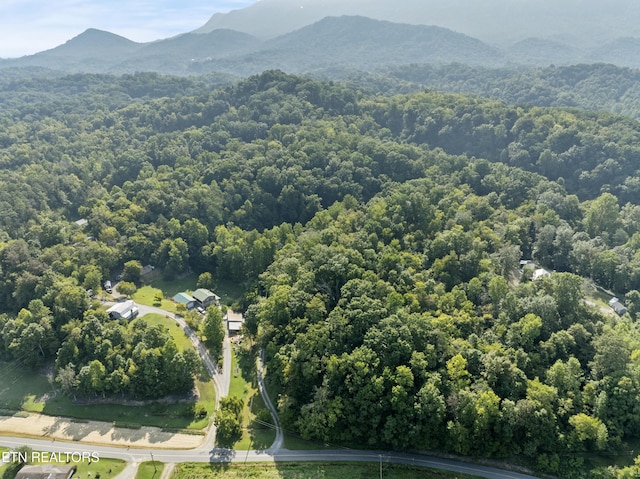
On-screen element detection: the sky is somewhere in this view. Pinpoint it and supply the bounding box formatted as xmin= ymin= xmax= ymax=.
xmin=0 ymin=0 xmax=258 ymax=58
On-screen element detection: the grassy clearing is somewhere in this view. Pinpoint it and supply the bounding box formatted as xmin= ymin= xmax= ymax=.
xmin=148 ymin=275 xmax=198 ymax=299
xmin=219 ymin=344 xmax=276 ymax=450
xmin=0 ymin=362 xmax=54 ymax=413
xmin=135 ymin=461 xmax=165 ymax=479
xmin=213 ymin=279 xmax=245 ymax=307
xmin=143 ymin=314 xmax=193 ymax=351
xmin=134 ymin=273 xmax=199 ymax=313
xmin=173 ymin=462 xmax=479 ymax=479
xmin=133 ymin=285 xmax=177 ymax=312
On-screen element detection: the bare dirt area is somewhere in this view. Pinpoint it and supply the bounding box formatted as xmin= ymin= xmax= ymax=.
xmin=0 ymin=413 xmax=204 ymax=449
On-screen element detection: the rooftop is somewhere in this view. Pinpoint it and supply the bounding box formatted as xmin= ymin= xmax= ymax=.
xmin=16 ymin=466 xmax=76 ymax=479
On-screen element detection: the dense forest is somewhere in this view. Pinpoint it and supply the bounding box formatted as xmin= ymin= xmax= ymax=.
xmin=3 ymin=69 xmax=640 ymax=476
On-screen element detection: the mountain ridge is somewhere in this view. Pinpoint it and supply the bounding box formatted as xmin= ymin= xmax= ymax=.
xmin=2 ymin=12 xmax=640 ymax=75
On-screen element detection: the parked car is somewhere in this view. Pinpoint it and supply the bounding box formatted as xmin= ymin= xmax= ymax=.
xmin=104 ymin=280 xmax=112 ymax=293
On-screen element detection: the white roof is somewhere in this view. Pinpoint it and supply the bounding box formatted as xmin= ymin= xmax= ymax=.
xmin=533 ymin=268 xmax=551 ymax=280
xmin=228 ymin=321 xmax=243 ymax=332
xmin=107 ymin=300 xmax=135 ymax=315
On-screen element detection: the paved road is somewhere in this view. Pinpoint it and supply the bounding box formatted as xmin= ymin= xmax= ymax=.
xmin=0 ymin=435 xmax=540 ymax=479
xmin=0 ymin=300 xmax=541 ymax=479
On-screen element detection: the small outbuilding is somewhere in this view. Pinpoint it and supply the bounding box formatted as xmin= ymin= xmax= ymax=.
xmin=609 ymin=297 xmax=628 ymax=316
xmin=225 ymin=310 xmax=244 ymax=335
xmin=173 ymin=292 xmax=197 ymax=310
xmin=107 ymin=300 xmax=139 ymax=321
xmin=16 ymin=466 xmax=76 ymax=479
xmin=192 ymin=288 xmax=220 ymax=308
xmin=532 ymin=268 xmax=552 ymax=281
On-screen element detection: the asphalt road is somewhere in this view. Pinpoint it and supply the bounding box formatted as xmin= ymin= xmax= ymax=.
xmin=0 ymin=300 xmax=541 ymax=479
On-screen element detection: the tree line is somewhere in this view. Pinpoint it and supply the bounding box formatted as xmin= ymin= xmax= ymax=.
xmin=1 ymin=69 xmax=640 ymax=476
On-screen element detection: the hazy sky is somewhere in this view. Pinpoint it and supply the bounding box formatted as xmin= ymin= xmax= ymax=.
xmin=0 ymin=0 xmax=258 ymax=58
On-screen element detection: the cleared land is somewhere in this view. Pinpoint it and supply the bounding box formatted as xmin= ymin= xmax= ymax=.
xmin=222 ymin=344 xmax=276 ymax=450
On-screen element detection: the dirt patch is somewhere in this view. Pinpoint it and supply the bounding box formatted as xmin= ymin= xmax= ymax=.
xmin=0 ymin=412 xmax=205 ymax=449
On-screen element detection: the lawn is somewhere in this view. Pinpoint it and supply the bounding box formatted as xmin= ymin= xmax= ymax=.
xmin=134 ymin=285 xmax=177 ymax=313
xmin=0 ymin=449 xmax=125 ymax=479
xmin=220 ymin=345 xmax=276 ymax=450
xmin=143 ymin=314 xmax=194 ymax=351
xmin=135 ymin=461 xmax=165 ymax=479
xmin=173 ymin=462 xmax=480 ymax=479
xmin=30 ymin=453 xmax=126 ymax=479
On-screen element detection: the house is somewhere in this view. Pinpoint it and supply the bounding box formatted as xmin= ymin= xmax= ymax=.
xmin=225 ymin=310 xmax=244 ymax=335
xmin=107 ymin=300 xmax=139 ymax=321
xmin=532 ymin=268 xmax=551 ymax=281
xmin=192 ymin=288 xmax=220 ymax=308
xmin=16 ymin=466 xmax=76 ymax=479
xmin=173 ymin=292 xmax=197 ymax=310
xmin=74 ymin=218 xmax=88 ymax=228
xmin=609 ymin=297 xmax=628 ymax=316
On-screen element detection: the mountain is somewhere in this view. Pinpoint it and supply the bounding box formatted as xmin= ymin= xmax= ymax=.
xmin=506 ymin=38 xmax=585 ymax=66
xmin=0 ymin=16 xmax=506 ymax=75
xmin=234 ymin=16 xmax=505 ymax=71
xmin=196 ymin=0 xmax=640 ymax=48
xmin=31 ymin=29 xmax=140 ymax=61
xmin=586 ymin=38 xmax=640 ymax=69
xmin=2 ymin=29 xmax=142 ymax=71
xmin=2 ymin=8 xmax=640 ymax=75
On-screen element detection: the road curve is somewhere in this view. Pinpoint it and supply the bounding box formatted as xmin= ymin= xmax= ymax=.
xmin=256 ymin=349 xmax=283 ymax=451
xmin=0 ymin=435 xmax=540 ymax=479
xmin=0 ymin=301 xmax=542 ymax=479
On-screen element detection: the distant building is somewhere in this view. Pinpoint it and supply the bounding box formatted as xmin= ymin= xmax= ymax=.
xmin=173 ymin=292 xmax=197 ymax=310
xmin=16 ymin=466 xmax=76 ymax=479
xmin=107 ymin=300 xmax=139 ymax=321
xmin=192 ymin=288 xmax=220 ymax=308
xmin=609 ymin=297 xmax=628 ymax=316
xmin=225 ymin=310 xmax=244 ymax=335
xmin=74 ymin=218 xmax=88 ymax=228
xmin=141 ymin=264 xmax=156 ymax=276
xmin=532 ymin=268 xmax=551 ymax=280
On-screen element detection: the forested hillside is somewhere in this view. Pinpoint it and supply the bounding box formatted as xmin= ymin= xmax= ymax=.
xmin=2 ymin=70 xmax=640 ymax=476
xmin=334 ymin=63 xmax=640 ymax=121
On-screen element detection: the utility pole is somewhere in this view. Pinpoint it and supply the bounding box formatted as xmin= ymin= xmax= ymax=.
xmin=379 ymin=454 xmax=382 ymax=479
xmin=150 ymin=452 xmax=157 ymax=474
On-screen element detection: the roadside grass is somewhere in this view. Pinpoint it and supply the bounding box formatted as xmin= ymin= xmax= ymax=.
xmin=221 ymin=344 xmax=275 ymax=450
xmin=282 ymin=433 xmax=334 ymax=451
xmin=29 ymin=453 xmax=126 ymax=479
xmin=172 ymin=462 xmax=479 ymax=479
xmin=0 ymin=447 xmax=8 ymax=476
xmin=135 ymin=461 xmax=165 ymax=479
